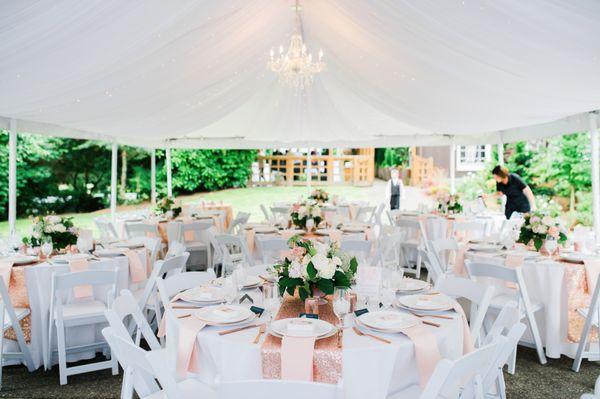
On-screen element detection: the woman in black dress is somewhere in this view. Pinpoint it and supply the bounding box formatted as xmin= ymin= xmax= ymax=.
xmin=490 ymin=165 xmax=537 ymax=219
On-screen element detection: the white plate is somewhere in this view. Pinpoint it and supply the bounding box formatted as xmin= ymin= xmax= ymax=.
xmin=242 ymin=275 xmax=262 ymax=288
xmin=95 ymin=249 xmax=124 ymax=258
xmin=341 ymin=226 xmax=365 ymax=233
xmin=179 ymin=286 xmax=224 ymax=303
xmin=358 ymin=310 xmax=419 ymax=332
xmin=315 ymin=229 xmax=331 ymax=236
xmin=469 ymin=243 xmax=503 ymax=253
xmin=254 ymin=227 xmax=278 ymax=234
xmin=1 ymin=255 xmax=38 ymax=265
xmin=396 ymin=293 xmax=455 ymax=312
xmin=559 ymin=252 xmax=596 ymax=264
xmin=396 ymin=278 xmax=430 ymax=292
xmin=113 ymin=240 xmax=145 ymax=249
xmin=194 ymin=305 xmax=253 ymax=325
xmin=270 ymin=317 xmax=335 ymax=338
xmin=51 ymin=253 xmax=92 ymax=264
xmin=503 ymin=250 xmax=540 ymax=261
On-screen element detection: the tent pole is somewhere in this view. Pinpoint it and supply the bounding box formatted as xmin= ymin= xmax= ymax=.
xmin=449 ymin=138 xmax=456 ymax=195
xmin=110 ymin=141 xmax=118 ymax=223
xmin=8 ymin=119 xmax=17 ymax=240
xmin=497 ymin=143 xmax=504 ymax=166
xmin=590 ymin=112 xmax=600 ymax=245
xmin=306 ymin=148 xmax=312 ymax=194
xmin=150 ymin=149 xmax=156 ymax=205
xmin=166 ymin=144 xmax=173 ymax=197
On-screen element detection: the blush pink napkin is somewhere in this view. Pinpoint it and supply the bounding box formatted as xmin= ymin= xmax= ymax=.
xmin=401 ymin=324 xmax=442 ymax=387
xmin=246 ymin=229 xmax=256 ymax=254
xmin=176 ymin=317 xmax=206 ymax=377
xmin=452 ymin=302 xmax=475 ymax=354
xmin=280 ymin=230 xmax=297 ymax=240
xmin=584 ymin=259 xmax=600 ymax=294
xmin=348 ymin=205 xmax=358 ymax=220
xmin=183 ymin=229 xmax=195 ymax=242
xmin=0 ymin=261 xmax=14 ymax=287
xmin=328 ymin=230 xmax=342 ymax=245
xmin=280 ymin=336 xmax=317 ymax=381
xmin=122 ymin=249 xmax=146 ymax=283
xmin=364 ymin=228 xmax=374 ymax=242
xmin=453 ymin=244 xmax=471 ymax=276
xmin=68 ymin=258 xmax=93 ymax=298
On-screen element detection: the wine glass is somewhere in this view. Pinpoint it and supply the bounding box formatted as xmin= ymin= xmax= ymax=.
xmin=233 ymin=264 xmax=247 ymax=292
xmin=223 ymin=277 xmax=237 ymax=305
xmin=380 ymin=281 xmax=396 ymax=310
xmin=545 ymin=237 xmax=558 ymax=257
xmin=41 ymin=237 xmax=53 ymax=260
xmin=333 ymin=287 xmax=351 ymax=328
xmin=262 ymin=282 xmax=280 ymax=321
xmin=77 ymin=236 xmax=90 ymax=254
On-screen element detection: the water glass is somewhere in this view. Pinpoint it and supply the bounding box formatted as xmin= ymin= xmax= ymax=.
xmin=77 ymin=236 xmax=90 ymax=254
xmin=544 ymin=237 xmax=558 ymax=256
xmin=380 ymin=282 xmax=396 ymax=310
xmin=41 ymin=237 xmax=53 ymax=260
xmin=367 ymin=295 xmax=380 ymax=312
xmin=262 ymin=282 xmax=280 ymax=320
xmin=223 ymin=277 xmax=238 ymax=304
xmin=333 ymin=287 xmax=351 ymax=327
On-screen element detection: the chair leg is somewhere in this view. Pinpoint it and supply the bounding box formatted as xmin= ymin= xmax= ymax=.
xmin=525 ymin=310 xmax=547 ymax=365
xmin=415 ymin=253 xmax=422 ymax=279
xmin=56 ymin=321 xmax=68 ymax=385
xmin=507 ymin=348 xmax=517 ymax=375
xmin=572 ymin=312 xmax=594 ymax=372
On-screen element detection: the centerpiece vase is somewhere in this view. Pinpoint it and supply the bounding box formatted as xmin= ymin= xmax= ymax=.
xmin=311 ymin=285 xmax=328 ymax=305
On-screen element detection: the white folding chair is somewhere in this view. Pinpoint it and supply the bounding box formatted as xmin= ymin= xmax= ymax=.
xmin=340 ymin=240 xmax=373 ymax=263
xmin=428 ymin=238 xmax=459 ymax=275
xmin=105 ymin=290 xmax=161 ymax=399
xmin=581 ymin=376 xmax=600 ymax=399
xmin=227 ymin=212 xmax=251 ymax=234
xmin=270 ymin=206 xmax=291 ymax=221
xmin=396 ymin=218 xmax=427 ymax=278
xmin=452 ymin=220 xmax=486 ymax=241
xmin=156 ymin=270 xmax=217 ymax=311
xmin=371 ymin=203 xmax=385 ymax=226
xmin=167 ymin=220 xmax=213 ymax=269
xmin=465 ymin=261 xmax=547 ymax=367
xmin=94 ymin=217 xmax=119 ymax=240
xmin=355 ymin=205 xmax=376 ymax=223
xmin=0 ymin=278 xmax=35 ymax=390
xmin=48 ymin=269 xmax=119 ymax=385
xmin=256 ymin=237 xmax=288 ymax=265
xmin=387 ymin=209 xmax=401 ymax=225
xmin=434 ymin=276 xmax=494 ymax=344
xmin=103 ymin=327 xmax=214 ymax=399
xmin=215 ymin=234 xmax=255 ymax=276
xmin=389 ymin=340 xmax=504 ymax=399
xmin=217 ymin=379 xmax=344 ymax=399
xmin=376 ymin=231 xmax=402 ymax=269
xmin=573 ymin=274 xmax=600 ymax=372
xmin=417 ymin=248 xmax=445 ymax=285
xmin=125 ymin=222 xmax=160 ymax=240
xmin=260 ymin=204 xmax=272 ymax=221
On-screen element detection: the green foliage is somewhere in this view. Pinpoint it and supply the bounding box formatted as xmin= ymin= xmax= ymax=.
xmin=376 ymin=147 xmax=409 ymax=167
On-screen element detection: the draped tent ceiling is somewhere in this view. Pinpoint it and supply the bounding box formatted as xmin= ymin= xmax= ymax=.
xmin=1 ymin=0 xmax=600 ymax=149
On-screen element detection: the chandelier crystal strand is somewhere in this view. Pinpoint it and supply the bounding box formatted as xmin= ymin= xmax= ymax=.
xmin=268 ymin=0 xmax=325 ymax=91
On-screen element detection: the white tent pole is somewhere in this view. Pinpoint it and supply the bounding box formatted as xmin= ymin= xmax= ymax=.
xmin=306 ymin=148 xmax=312 ymax=193
xmin=590 ymin=112 xmax=600 ymax=245
xmin=166 ymin=144 xmax=173 ymax=197
xmin=497 ymin=143 xmax=504 ymax=166
xmin=150 ymin=149 xmax=156 ymax=205
xmin=8 ymin=119 xmax=17 ymax=240
xmin=449 ymin=139 xmax=456 ymax=195
xmin=110 ymin=141 xmax=118 ymax=223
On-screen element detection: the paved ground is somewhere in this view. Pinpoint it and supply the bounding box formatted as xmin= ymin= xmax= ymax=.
xmin=0 ymin=347 xmax=597 ymax=398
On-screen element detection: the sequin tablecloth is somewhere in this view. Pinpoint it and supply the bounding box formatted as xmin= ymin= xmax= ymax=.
xmin=261 ymin=296 xmax=342 ymax=384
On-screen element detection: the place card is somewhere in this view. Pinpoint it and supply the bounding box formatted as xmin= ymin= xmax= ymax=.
xmin=354 ymin=308 xmax=369 ymax=317
xmin=249 ymin=306 xmax=264 ymax=316
xmin=298 ymin=313 xmax=319 ymax=319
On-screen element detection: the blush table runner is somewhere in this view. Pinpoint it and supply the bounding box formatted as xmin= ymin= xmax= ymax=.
xmin=261 ymin=296 xmax=342 ymax=384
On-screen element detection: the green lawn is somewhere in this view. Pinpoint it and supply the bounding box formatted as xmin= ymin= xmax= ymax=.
xmin=0 ymin=184 xmax=382 ymax=237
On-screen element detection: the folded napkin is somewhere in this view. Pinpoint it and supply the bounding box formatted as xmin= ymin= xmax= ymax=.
xmin=453 ymin=244 xmax=471 ymax=276
xmin=281 ymin=336 xmax=317 ymax=381
xmin=584 ymin=259 xmax=600 ymax=294
xmin=176 ymin=317 xmax=206 ymax=377
xmin=365 ymin=228 xmax=374 ymax=242
xmin=328 ymin=230 xmax=342 ymax=245
xmin=400 ymin=324 xmax=442 ymax=387
xmin=122 ymin=249 xmax=146 ymax=283
xmin=348 ymin=205 xmax=358 ymax=220
xmin=183 ymin=229 xmax=195 ymax=243
xmin=69 ymin=258 xmax=93 ymax=298
xmin=0 ymin=261 xmax=14 ymax=287
xmin=246 ymin=229 xmax=255 ymax=254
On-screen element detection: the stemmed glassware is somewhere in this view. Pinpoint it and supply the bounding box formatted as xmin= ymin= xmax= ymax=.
xmin=262 ymin=281 xmax=280 ymax=322
xmin=223 ymin=276 xmax=238 ymax=305
xmin=333 ymin=286 xmax=351 ymax=329
xmin=41 ymin=237 xmax=53 ymax=260
xmin=380 ymin=280 xmax=396 ymax=310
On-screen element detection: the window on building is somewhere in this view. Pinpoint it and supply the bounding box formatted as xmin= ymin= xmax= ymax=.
xmin=456 ymin=144 xmax=491 ymax=171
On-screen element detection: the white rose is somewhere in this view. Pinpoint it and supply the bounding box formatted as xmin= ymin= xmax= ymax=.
xmin=53 ymin=223 xmax=66 ymax=233
xmin=320 ymin=259 xmax=337 ymax=279
xmin=289 ymin=260 xmax=305 ymax=279
xmin=48 ymin=215 xmax=61 ymax=224
xmin=44 ymin=225 xmax=54 ymax=233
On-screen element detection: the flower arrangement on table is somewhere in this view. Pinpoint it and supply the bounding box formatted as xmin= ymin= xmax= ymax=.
xmin=517 ymin=212 xmax=567 ymax=252
xmin=309 ymin=188 xmax=329 ymax=204
xmin=436 ymin=192 xmax=463 ymax=215
xmin=22 ymin=215 xmax=78 ymax=250
xmin=274 ymin=236 xmax=358 ymax=301
xmin=290 ymin=200 xmax=323 ymax=230
xmin=154 ymin=196 xmax=182 ymax=219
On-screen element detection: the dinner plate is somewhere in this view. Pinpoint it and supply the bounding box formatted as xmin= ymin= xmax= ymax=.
xmin=469 ymin=243 xmax=503 ymax=253
xmin=113 ymin=240 xmax=145 ymax=249
xmin=51 ymin=253 xmax=92 ymax=264
xmin=396 ymin=293 xmax=455 ymax=312
xmin=502 ymin=250 xmax=540 ymax=261
xmin=341 ymin=226 xmax=365 ymax=233
xmin=270 ymin=317 xmax=335 ymax=338
xmin=469 ymin=239 xmax=500 ymax=245
xmin=254 ymin=227 xmax=278 ymax=234
xmin=194 ymin=305 xmax=254 ymax=325
xmin=357 ymin=310 xmax=419 ymax=332
xmin=396 ymin=278 xmax=430 ymax=292
xmin=314 ymin=229 xmax=331 ymax=236
xmin=179 ymin=286 xmax=224 ymax=303
xmin=559 ymin=252 xmax=596 ymax=264
xmin=94 ymin=249 xmax=124 ymax=258
xmin=1 ymin=255 xmax=38 ymax=265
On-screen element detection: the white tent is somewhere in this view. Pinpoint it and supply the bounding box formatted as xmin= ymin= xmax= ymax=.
xmin=0 ymin=1 xmax=599 ymax=238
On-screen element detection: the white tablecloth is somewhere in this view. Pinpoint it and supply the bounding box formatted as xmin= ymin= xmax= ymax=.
xmin=423 ymin=213 xmax=505 ymax=241
xmin=466 ymin=251 xmax=576 ymax=358
xmin=13 ymin=251 xmax=146 ymax=369
xmin=165 ymin=292 xmax=464 ymax=399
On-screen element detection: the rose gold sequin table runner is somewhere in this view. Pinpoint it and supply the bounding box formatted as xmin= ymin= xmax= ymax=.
xmin=261 ymin=296 xmax=342 ymax=384
xmin=564 ymin=262 xmax=598 ymax=343
xmin=4 ymin=263 xmax=39 ymax=342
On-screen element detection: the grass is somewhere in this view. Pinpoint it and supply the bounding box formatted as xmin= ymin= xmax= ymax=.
xmin=0 ymin=184 xmax=383 ymax=237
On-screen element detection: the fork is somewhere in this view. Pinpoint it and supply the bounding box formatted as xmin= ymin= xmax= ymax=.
xmin=253 ymin=324 xmax=266 ymax=344
xmin=352 ymin=326 xmax=391 ymax=344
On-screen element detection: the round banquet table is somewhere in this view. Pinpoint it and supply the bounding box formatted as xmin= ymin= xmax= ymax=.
xmin=164 ymin=289 xmax=465 ymax=399
xmin=421 ymin=213 xmax=506 ymax=241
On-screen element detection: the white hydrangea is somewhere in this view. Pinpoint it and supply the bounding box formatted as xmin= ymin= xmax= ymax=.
xmin=288 ymin=260 xmax=305 ymax=279
xmin=53 ymin=223 xmax=67 ymax=233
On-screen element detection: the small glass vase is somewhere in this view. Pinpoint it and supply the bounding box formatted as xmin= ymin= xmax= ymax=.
xmin=310 ymin=286 xmax=328 ymax=305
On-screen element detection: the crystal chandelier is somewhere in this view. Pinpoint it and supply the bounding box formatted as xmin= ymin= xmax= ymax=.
xmin=268 ymin=0 xmax=325 ymax=91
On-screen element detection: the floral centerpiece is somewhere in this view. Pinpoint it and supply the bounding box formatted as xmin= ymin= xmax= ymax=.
xmin=154 ymin=196 xmax=182 ymax=219
xmin=517 ymin=212 xmax=567 ymax=251
xmin=22 ymin=215 xmax=78 ymax=250
xmin=436 ymin=192 xmax=463 ymax=215
xmin=309 ymin=188 xmax=329 ymax=204
xmin=290 ymin=200 xmax=323 ymax=230
xmin=274 ymin=236 xmax=358 ymax=301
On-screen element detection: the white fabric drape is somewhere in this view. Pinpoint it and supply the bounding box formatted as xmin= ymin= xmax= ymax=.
xmin=0 ymin=0 xmax=599 ymax=148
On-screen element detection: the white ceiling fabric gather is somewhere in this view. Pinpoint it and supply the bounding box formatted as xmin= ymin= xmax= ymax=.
xmin=0 ymin=0 xmax=599 ymax=149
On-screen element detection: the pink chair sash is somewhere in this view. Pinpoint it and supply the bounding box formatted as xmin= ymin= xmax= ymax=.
xmin=176 ymin=317 xmax=206 ymax=377
xmin=246 ymin=229 xmax=256 ymax=254
xmin=68 ymin=258 xmax=93 ymax=298
xmin=453 ymin=244 xmax=471 ymax=276
xmin=122 ymin=249 xmax=146 ymax=283
xmin=0 ymin=261 xmax=14 ymax=286
xmin=280 ymin=336 xmax=316 ymax=381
